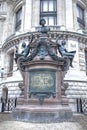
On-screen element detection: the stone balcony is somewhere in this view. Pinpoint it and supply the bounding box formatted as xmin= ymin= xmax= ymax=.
xmin=35 ymin=25 xmax=61 ymax=31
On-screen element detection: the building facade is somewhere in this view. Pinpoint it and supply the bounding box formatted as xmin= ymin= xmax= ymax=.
xmin=0 ymin=0 xmax=87 ymax=112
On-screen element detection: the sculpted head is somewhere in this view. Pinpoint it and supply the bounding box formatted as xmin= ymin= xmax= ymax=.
xmin=40 ymin=19 xmax=46 ymax=27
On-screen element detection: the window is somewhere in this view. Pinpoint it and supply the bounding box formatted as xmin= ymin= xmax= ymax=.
xmin=77 ymin=4 xmax=85 ymax=29
xmin=0 ymin=51 xmax=1 ymax=60
xmin=15 ymin=7 xmax=22 ymax=31
xmin=85 ymin=50 xmax=87 ymax=75
xmin=8 ymin=52 xmax=14 ymax=73
xmin=40 ymin=0 xmax=57 ymax=25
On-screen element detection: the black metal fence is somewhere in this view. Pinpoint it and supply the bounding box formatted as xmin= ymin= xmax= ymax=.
xmin=1 ymin=97 xmax=87 ymax=113
xmin=81 ymin=99 xmax=87 ymax=113
xmin=77 ymin=98 xmax=87 ymax=114
xmin=1 ymin=98 xmax=17 ymax=112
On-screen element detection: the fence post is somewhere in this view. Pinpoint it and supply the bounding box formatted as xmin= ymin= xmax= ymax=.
xmin=77 ymin=98 xmax=79 ymax=112
xmin=15 ymin=98 xmax=17 ymax=107
xmin=80 ymin=98 xmax=83 ymax=113
xmin=77 ymin=98 xmax=83 ymax=113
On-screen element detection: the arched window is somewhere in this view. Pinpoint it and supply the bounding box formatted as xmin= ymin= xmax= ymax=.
xmin=2 ymin=87 xmax=8 ymax=103
xmin=8 ymin=51 xmax=14 ymax=76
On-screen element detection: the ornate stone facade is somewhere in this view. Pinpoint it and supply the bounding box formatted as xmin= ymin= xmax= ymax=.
xmin=0 ymin=0 xmax=87 ymax=112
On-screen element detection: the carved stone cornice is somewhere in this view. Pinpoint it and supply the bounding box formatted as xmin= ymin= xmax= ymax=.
xmin=2 ymin=31 xmax=87 ymax=51
xmin=49 ymin=31 xmax=87 ymax=40
xmin=2 ymin=32 xmax=38 ymax=51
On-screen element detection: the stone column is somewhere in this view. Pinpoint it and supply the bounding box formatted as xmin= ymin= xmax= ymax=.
xmin=73 ymin=2 xmax=78 ymax=31
xmin=0 ymin=20 xmax=4 ymax=44
xmin=65 ymin=0 xmax=74 ymax=30
xmin=24 ymin=0 xmax=32 ymax=31
xmin=2 ymin=2 xmax=14 ymax=39
xmin=31 ymin=0 xmax=40 ymax=27
xmin=57 ymin=0 xmax=65 ymax=27
xmin=21 ymin=3 xmax=25 ymax=32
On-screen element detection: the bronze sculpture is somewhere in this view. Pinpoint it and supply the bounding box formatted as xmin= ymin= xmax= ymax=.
xmin=38 ymin=19 xmax=50 ymax=34
xmin=15 ymin=19 xmax=76 ymax=69
xmin=56 ymin=40 xmax=76 ymax=67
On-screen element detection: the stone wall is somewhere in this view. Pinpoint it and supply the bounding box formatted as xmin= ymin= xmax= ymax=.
xmin=0 ymin=82 xmax=22 ymax=98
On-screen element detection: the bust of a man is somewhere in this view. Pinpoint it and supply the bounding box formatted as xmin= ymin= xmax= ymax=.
xmin=39 ymin=19 xmax=50 ymax=34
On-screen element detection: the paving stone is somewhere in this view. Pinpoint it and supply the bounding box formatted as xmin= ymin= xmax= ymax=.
xmin=0 ymin=113 xmax=87 ymax=130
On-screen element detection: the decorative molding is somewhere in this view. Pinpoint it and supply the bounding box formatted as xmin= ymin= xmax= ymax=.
xmin=13 ymin=0 xmax=24 ymax=12
xmin=2 ymin=31 xmax=87 ymax=51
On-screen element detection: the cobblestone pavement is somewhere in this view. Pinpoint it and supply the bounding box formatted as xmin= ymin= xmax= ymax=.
xmin=0 ymin=113 xmax=87 ymax=130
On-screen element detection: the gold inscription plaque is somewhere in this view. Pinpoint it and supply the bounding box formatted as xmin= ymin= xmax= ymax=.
xmin=29 ymin=69 xmax=56 ymax=91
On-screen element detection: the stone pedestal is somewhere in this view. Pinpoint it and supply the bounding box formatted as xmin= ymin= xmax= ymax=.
xmin=13 ymin=24 xmax=72 ymax=122
xmin=13 ymin=59 xmax=72 ymax=122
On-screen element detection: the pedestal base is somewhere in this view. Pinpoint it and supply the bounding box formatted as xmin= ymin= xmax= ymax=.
xmin=13 ymin=105 xmax=72 ymax=122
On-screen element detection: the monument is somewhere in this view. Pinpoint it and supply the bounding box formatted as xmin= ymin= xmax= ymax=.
xmin=13 ymin=19 xmax=76 ymax=122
